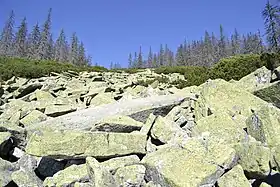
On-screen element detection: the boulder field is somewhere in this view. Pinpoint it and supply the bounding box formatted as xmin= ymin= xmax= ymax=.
xmin=0 ymin=67 xmax=279 ymax=187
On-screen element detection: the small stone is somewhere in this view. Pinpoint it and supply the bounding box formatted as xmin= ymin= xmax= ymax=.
xmin=114 ymin=164 xmax=146 ymax=187
xmin=100 ymin=155 xmax=140 ymax=173
xmin=43 ymin=164 xmax=89 ymax=186
xmin=12 ymin=168 xmax=43 ymax=187
xmin=20 ymin=110 xmax=48 ymax=127
xmin=86 ymin=157 xmax=116 ymax=187
xmin=217 ymin=164 xmax=251 ymax=187
xmin=45 ymin=105 xmax=77 ymax=117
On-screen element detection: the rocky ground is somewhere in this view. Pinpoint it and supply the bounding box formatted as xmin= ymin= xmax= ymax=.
xmin=0 ymin=67 xmax=280 ymax=187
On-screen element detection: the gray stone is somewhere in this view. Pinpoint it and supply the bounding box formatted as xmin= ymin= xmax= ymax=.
xmin=26 ymin=94 xmax=185 ymax=133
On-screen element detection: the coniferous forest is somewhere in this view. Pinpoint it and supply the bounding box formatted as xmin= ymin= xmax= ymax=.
xmin=0 ymin=8 xmax=92 ymax=67
xmin=1 ymin=1 xmax=280 ymax=81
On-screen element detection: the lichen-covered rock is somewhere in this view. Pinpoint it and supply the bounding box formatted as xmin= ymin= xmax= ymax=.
xmin=234 ymin=136 xmax=271 ymax=179
xmin=34 ymin=89 xmax=54 ymax=101
xmin=74 ymin=182 xmax=93 ymax=187
xmin=26 ymin=131 xmax=147 ymax=159
xmin=0 ymin=131 xmax=11 ymax=146
xmin=259 ymin=182 xmax=272 ymax=187
xmin=44 ymin=104 xmax=77 ymax=117
xmin=217 ymin=164 xmax=251 ymax=187
xmin=0 ymin=157 xmax=17 ymax=186
xmin=140 ymin=113 xmax=156 ymax=135
xmin=14 ymin=82 xmax=43 ymax=98
xmin=192 ymin=112 xmax=247 ymax=146
xmin=141 ymin=137 xmax=237 ymax=187
xmin=245 ymin=104 xmax=280 ymax=171
xmin=254 ymin=81 xmax=280 ymax=108
xmin=89 ymin=93 xmax=116 ymax=106
xmin=26 ymin=94 xmax=184 ymax=132
xmin=20 ymin=110 xmax=48 ymax=127
xmin=194 ymin=79 xmax=268 ymax=121
xmin=100 ymin=155 xmax=140 ymax=173
xmin=92 ymin=115 xmax=144 ymax=133
xmin=43 ymin=164 xmax=89 ymax=186
xmin=233 ymin=66 xmax=271 ymax=93
xmin=114 ymin=164 xmax=146 ymax=187
xmin=150 ymin=115 xmax=188 ymax=144
xmin=86 ymin=157 xmax=116 ymax=187
xmin=12 ymin=168 xmax=43 ymax=187
xmin=0 ymin=99 xmax=29 ymax=120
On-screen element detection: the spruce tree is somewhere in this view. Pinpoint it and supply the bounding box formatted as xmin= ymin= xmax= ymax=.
xmin=46 ymin=34 xmax=54 ymax=60
xmin=168 ymin=51 xmax=174 ymax=66
xmin=203 ymin=31 xmax=214 ymax=66
xmin=164 ymin=44 xmax=170 ymax=66
xmin=14 ymin=17 xmax=28 ymax=57
xmin=218 ymin=24 xmax=226 ymax=58
xmin=147 ymin=46 xmax=153 ymax=68
xmin=128 ymin=53 xmax=133 ymax=68
xmin=175 ymin=44 xmax=185 ymax=66
xmin=137 ymin=46 xmax=143 ymax=68
xmin=54 ymin=29 xmax=68 ymax=62
xmin=27 ymin=23 xmax=40 ymax=59
xmin=85 ymin=55 xmax=92 ymax=66
xmin=36 ymin=8 xmax=52 ymax=60
xmin=159 ymin=44 xmax=164 ymax=66
xmin=231 ymin=28 xmax=241 ymax=55
xmin=0 ymin=10 xmax=15 ymax=56
xmin=262 ymin=0 xmax=280 ymax=52
xmin=77 ymin=41 xmax=86 ymax=66
xmin=152 ymin=53 xmax=157 ymax=68
xmin=69 ymin=32 xmax=79 ymax=65
xmin=133 ymin=52 xmax=137 ymax=68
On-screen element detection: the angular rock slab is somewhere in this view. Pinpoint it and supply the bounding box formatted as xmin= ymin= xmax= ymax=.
xmin=100 ymin=155 xmax=140 ymax=173
xmin=114 ymin=164 xmax=146 ymax=187
xmin=92 ymin=115 xmax=144 ymax=133
xmin=217 ymin=164 xmax=251 ymax=187
xmin=234 ymin=136 xmax=271 ymax=179
xmin=26 ymin=94 xmax=185 ymax=133
xmin=26 ymin=131 xmax=147 ymax=159
xmin=43 ymin=164 xmax=89 ymax=186
xmin=0 ymin=157 xmax=17 ymax=186
xmin=254 ymin=81 xmax=280 ymax=108
xmin=192 ymin=112 xmax=247 ymax=145
xmin=141 ymin=137 xmax=237 ymax=187
xmin=86 ymin=157 xmax=116 ymax=187
xmin=194 ymin=79 xmax=268 ymax=121
xmin=233 ymin=66 xmax=271 ymax=93
xmin=12 ymin=168 xmax=43 ymax=187
xmin=246 ymin=104 xmax=280 ymax=171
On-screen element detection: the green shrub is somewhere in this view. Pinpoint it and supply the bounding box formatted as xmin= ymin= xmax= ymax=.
xmin=209 ymin=54 xmax=266 ymax=81
xmin=137 ymin=76 xmax=169 ymax=87
xmin=0 ymin=56 xmax=107 ymax=81
xmin=154 ymin=66 xmax=210 ymax=87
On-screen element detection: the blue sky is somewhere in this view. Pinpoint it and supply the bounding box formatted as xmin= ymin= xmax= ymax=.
xmin=1 ymin=0 xmax=267 ymax=68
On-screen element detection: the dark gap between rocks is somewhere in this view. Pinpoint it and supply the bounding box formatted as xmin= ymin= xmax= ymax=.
xmin=252 ymin=173 xmax=280 ymax=187
xmin=35 ymin=157 xmax=68 ymax=180
xmin=0 ymin=137 xmax=20 ymax=162
xmin=114 ymin=95 xmax=123 ymax=101
xmin=97 ymin=153 xmax=144 ymax=163
xmin=129 ymin=104 xmax=177 ymax=123
xmin=150 ymin=136 xmax=164 ymax=146
xmin=4 ymin=181 xmax=18 ymax=187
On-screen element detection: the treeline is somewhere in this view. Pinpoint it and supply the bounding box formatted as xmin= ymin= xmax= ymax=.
xmin=128 ymin=0 xmax=280 ymax=69
xmin=128 ymin=26 xmax=265 ymax=69
xmin=0 ymin=9 xmax=92 ymax=66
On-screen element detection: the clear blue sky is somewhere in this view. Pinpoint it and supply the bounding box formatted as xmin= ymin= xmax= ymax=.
xmin=1 ymin=0 xmax=267 ymax=68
